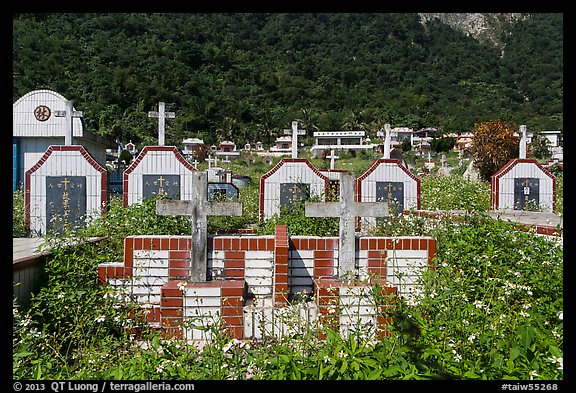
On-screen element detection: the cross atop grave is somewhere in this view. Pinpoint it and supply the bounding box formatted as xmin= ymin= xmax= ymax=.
xmin=191 ymin=159 xmax=199 ymax=170
xmin=327 ymin=149 xmax=339 ymax=170
xmin=519 ymin=124 xmax=527 ymax=159
xmin=291 ymin=121 xmax=299 ymax=159
xmin=148 ymin=102 xmax=176 ymax=147
xmin=383 ymin=123 xmax=392 ymax=159
xmin=156 ymin=171 xmax=243 ymax=282
xmin=54 ymin=100 xmax=83 ymax=146
xmin=305 ymin=172 xmax=389 ymax=276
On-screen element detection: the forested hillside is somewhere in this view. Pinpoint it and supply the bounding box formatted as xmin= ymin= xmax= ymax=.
xmin=12 ymin=13 xmax=563 ymax=147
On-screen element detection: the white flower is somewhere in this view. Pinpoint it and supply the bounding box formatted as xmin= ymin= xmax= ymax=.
xmin=177 ymin=281 xmax=187 ymax=291
xmin=558 ymin=311 xmax=563 ymax=321
xmin=94 ymin=315 xmax=105 ymax=323
xmin=57 ymin=292 xmax=65 ymax=299
xmin=468 ymin=334 xmax=477 ymax=342
xmin=529 ymin=370 xmax=538 ymax=380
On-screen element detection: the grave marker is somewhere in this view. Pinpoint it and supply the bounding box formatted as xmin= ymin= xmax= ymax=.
xmin=356 ymin=158 xmax=420 ymax=226
xmin=491 ymin=125 xmax=556 ymax=212
xmin=259 ymin=158 xmax=329 ymax=220
xmin=148 ymin=101 xmax=175 ymax=147
xmin=25 ymin=145 xmax=107 ymax=236
xmin=156 ymin=171 xmax=243 ymax=282
xmin=327 ymin=149 xmax=339 ymax=170
xmin=54 ymin=100 xmax=83 ymax=146
xmin=305 ymin=172 xmax=389 ymax=275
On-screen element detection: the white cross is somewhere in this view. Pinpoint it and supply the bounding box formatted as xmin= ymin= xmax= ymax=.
xmin=155 ymin=172 xmax=243 ymax=282
xmin=291 ymin=120 xmax=299 ymax=158
xmin=326 ymin=149 xmax=339 ymax=170
xmin=54 ymin=100 xmax=83 ymax=146
xmin=148 ymin=102 xmax=175 ymax=146
xmin=191 ymin=160 xmax=199 ymax=170
xmin=383 ymin=123 xmax=392 ymax=159
xmin=519 ymin=125 xmax=527 ymax=159
xmin=305 ymin=172 xmax=389 ymax=276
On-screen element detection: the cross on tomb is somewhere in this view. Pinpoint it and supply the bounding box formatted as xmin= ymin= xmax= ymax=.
xmin=54 ymin=100 xmax=83 ymax=146
xmin=156 ymin=171 xmax=243 ymax=282
xmin=191 ymin=160 xmax=199 ymax=170
xmin=305 ymin=172 xmax=389 ymax=276
xmin=148 ymin=101 xmax=176 ymax=147
xmin=327 ymin=149 xmax=339 ymax=170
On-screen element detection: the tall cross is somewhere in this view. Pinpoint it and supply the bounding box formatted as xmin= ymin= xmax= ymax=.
xmin=156 ymin=172 xmax=243 ymax=282
xmin=519 ymin=124 xmax=527 ymax=159
xmin=55 ymin=100 xmax=83 ymax=146
xmin=305 ymin=172 xmax=389 ymax=276
xmin=148 ymin=101 xmax=175 ymax=147
xmin=383 ymin=123 xmax=392 ymax=159
xmin=291 ymin=120 xmax=299 ymax=159
xmin=327 ymin=149 xmax=339 ymax=170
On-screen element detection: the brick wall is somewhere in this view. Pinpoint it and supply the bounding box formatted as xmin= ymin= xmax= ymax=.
xmin=98 ymin=226 xmax=436 ymax=340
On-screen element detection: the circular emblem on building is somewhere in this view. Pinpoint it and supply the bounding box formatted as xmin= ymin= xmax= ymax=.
xmin=34 ymin=105 xmax=51 ymax=121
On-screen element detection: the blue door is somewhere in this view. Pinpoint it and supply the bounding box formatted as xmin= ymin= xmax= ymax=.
xmin=12 ymin=138 xmax=19 ymax=192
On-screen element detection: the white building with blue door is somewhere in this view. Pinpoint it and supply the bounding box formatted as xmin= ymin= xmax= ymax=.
xmin=13 ymin=89 xmax=113 ymax=191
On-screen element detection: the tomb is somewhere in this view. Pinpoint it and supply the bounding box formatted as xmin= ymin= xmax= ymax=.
xmin=356 ymin=159 xmax=421 ymax=224
xmin=259 ymin=158 xmax=329 ymax=221
xmin=491 ymin=125 xmax=556 ymax=212
xmin=13 ymin=89 xmax=112 ymax=191
xmin=123 ymin=146 xmax=197 ymax=206
xmin=25 ymin=145 xmax=107 ymax=236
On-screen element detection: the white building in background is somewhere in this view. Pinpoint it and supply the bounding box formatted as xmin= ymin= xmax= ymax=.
xmin=181 ymin=137 xmax=205 ymax=157
xmin=12 ymin=89 xmax=113 ymax=191
xmin=310 ymin=131 xmax=377 ymax=157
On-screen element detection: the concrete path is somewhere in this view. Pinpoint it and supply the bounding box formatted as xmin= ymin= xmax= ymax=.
xmin=487 ymin=210 xmax=563 ymax=230
xmin=13 ymin=237 xmax=104 ymax=265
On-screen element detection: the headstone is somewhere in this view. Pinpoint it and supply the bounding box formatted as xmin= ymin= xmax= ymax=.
xmin=208 ymin=182 xmax=239 ymax=201
xmin=25 ymin=145 xmax=107 ymax=236
xmin=148 ymin=102 xmax=175 ymax=147
xmin=356 ymin=158 xmax=420 ymax=226
xmin=123 ymin=146 xmax=197 ymax=206
xmin=305 ymin=172 xmax=389 ymax=276
xmin=259 ymin=158 xmax=329 ymax=220
xmin=156 ymin=172 xmax=243 ymax=282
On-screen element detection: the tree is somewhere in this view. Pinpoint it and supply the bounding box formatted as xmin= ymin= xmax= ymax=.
xmin=469 ymin=120 xmax=519 ymax=181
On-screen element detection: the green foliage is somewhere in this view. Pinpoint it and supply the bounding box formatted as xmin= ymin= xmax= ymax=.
xmin=255 ymin=198 xmax=339 ymax=237
xmin=13 ymin=188 xmax=29 ymax=238
xmin=13 ymin=13 xmax=563 ymax=148
xmin=420 ymin=174 xmax=491 ymax=211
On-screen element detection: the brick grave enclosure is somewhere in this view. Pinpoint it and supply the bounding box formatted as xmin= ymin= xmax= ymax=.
xmin=98 ymin=225 xmax=435 ymax=341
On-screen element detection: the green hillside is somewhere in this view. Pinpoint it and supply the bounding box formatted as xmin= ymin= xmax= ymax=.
xmin=13 ymin=13 xmax=563 ymax=147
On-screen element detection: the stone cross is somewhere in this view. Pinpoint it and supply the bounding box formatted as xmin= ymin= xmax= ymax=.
xmin=291 ymin=120 xmax=299 ymax=159
xmin=383 ymin=123 xmax=392 ymax=159
xmin=155 ymin=171 xmax=243 ymax=282
xmin=305 ymin=172 xmax=389 ymax=276
xmin=519 ymin=124 xmax=527 ymax=159
xmin=148 ymin=102 xmax=175 ymax=147
xmin=327 ymin=149 xmax=339 ymax=170
xmin=191 ymin=159 xmax=199 ymax=170
xmin=55 ymin=100 xmax=83 ymax=146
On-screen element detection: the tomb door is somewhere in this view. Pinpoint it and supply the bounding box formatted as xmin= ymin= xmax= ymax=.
xmin=514 ymin=177 xmax=539 ymax=210
xmin=46 ymin=176 xmax=86 ymax=234
xmin=376 ymin=181 xmax=404 ymax=218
